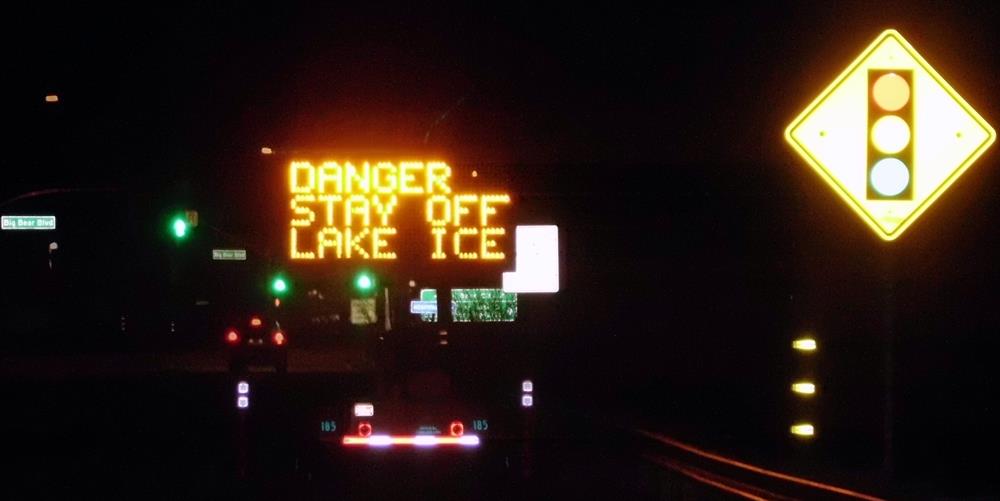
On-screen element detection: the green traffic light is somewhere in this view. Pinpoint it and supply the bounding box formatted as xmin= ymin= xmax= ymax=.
xmin=355 ymin=272 xmax=375 ymax=292
xmin=271 ymin=276 xmax=289 ymax=295
xmin=171 ymin=217 xmax=188 ymax=239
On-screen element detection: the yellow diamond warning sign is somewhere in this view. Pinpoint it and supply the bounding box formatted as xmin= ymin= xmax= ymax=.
xmin=785 ymin=30 xmax=995 ymax=241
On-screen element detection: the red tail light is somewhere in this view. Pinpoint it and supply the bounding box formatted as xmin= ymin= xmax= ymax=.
xmin=250 ymin=316 xmax=262 ymax=328
xmin=449 ymin=421 xmax=464 ymax=437
xmin=272 ymin=331 xmax=285 ymax=346
xmin=358 ymin=422 xmax=372 ymax=437
xmin=225 ymin=330 xmax=240 ymax=344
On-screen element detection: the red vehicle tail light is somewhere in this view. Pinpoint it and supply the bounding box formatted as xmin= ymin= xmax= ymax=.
xmin=449 ymin=421 xmax=464 ymax=437
xmin=358 ymin=422 xmax=372 ymax=437
xmin=272 ymin=331 xmax=285 ymax=346
xmin=250 ymin=316 xmax=262 ymax=328
xmin=225 ymin=330 xmax=240 ymax=344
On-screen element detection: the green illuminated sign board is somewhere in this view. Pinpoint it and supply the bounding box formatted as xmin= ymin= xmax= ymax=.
xmin=411 ymin=288 xmax=517 ymax=322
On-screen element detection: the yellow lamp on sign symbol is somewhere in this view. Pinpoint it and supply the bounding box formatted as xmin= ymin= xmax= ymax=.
xmin=871 ymin=116 xmax=910 ymax=154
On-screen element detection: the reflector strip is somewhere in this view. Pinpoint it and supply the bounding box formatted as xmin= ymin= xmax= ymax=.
xmin=792 ymin=338 xmax=817 ymax=351
xmin=791 ymin=382 xmax=816 ymax=395
xmin=790 ymin=423 xmax=815 ymax=437
xmin=341 ymin=435 xmax=481 ymax=447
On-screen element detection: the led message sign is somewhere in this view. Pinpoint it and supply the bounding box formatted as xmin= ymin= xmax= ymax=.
xmin=288 ymin=161 xmax=510 ymax=261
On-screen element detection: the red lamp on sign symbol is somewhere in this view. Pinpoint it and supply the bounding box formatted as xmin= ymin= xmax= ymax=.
xmin=868 ymin=70 xmax=914 ymax=200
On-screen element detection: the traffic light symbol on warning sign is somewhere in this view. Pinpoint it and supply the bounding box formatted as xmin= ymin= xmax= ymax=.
xmin=867 ymin=70 xmax=914 ymax=200
xmin=786 ymin=30 xmax=995 ymax=241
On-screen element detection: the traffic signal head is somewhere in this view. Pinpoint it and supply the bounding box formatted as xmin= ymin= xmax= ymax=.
xmin=271 ymin=275 xmax=289 ymax=296
xmin=171 ymin=216 xmax=188 ymax=239
xmin=867 ymin=70 xmax=914 ymax=200
xmin=354 ymin=271 xmax=376 ymax=293
xmin=169 ymin=210 xmax=197 ymax=240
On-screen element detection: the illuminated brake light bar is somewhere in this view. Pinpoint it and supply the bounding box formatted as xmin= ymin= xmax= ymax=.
xmin=413 ymin=435 xmax=437 ymax=447
xmin=342 ymin=435 xmax=480 ymax=447
xmin=369 ymin=435 xmax=392 ymax=447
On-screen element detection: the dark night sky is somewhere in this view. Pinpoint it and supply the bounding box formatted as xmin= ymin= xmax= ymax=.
xmin=3 ymin=1 xmax=1000 ymax=488
xmin=7 ymin=2 xmax=998 ymax=173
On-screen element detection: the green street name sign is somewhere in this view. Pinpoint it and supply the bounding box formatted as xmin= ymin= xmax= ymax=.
xmin=212 ymin=249 xmax=247 ymax=261
xmin=1 ymin=215 xmax=56 ymax=230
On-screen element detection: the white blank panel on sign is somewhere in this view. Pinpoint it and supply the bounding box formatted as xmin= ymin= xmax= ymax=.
xmin=502 ymin=225 xmax=559 ymax=293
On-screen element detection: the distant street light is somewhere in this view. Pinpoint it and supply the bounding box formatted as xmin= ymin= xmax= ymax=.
xmin=45 ymin=94 xmax=59 ymax=103
xmin=261 ymin=147 xmax=274 ymax=155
